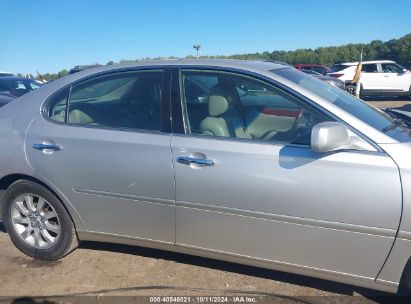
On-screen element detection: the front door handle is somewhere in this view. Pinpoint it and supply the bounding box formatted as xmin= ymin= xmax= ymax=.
xmin=33 ymin=143 xmax=61 ymax=151
xmin=177 ymin=156 xmax=215 ymax=167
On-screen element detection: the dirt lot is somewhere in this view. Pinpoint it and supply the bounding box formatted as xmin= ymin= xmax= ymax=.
xmin=365 ymin=98 xmax=411 ymax=110
xmin=0 ymin=221 xmax=393 ymax=304
xmin=0 ymin=99 xmax=410 ymax=304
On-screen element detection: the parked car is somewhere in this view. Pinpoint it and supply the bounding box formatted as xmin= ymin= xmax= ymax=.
xmin=384 ymin=107 xmax=411 ymax=127
xmin=0 ymin=76 xmax=43 ymax=107
xmin=294 ymin=64 xmax=331 ymax=75
xmin=0 ymin=71 xmax=15 ymax=77
xmin=69 ymin=64 xmax=102 ymax=74
xmin=300 ymin=69 xmax=345 ymax=90
xmin=0 ymin=92 xmax=15 ymax=107
xmin=328 ymin=60 xmax=411 ymax=98
xmin=1 ymin=60 xmax=411 ymax=295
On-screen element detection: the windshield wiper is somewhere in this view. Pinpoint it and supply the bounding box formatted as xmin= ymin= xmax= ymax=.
xmin=382 ymin=118 xmax=409 ymax=132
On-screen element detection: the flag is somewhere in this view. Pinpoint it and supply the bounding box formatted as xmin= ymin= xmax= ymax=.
xmin=352 ymin=49 xmax=363 ymax=84
xmin=352 ymin=62 xmax=362 ymax=83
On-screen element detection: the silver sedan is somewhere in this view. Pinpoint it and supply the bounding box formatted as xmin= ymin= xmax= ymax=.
xmin=0 ymin=60 xmax=411 ymax=295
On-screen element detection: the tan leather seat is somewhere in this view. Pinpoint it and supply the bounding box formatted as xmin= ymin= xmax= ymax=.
xmin=200 ymin=85 xmax=252 ymax=139
xmin=68 ymin=109 xmax=94 ymax=125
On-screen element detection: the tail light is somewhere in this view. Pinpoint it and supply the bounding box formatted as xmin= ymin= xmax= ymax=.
xmin=330 ymin=73 xmax=343 ymax=78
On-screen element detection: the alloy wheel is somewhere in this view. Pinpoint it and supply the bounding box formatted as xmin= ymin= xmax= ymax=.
xmin=11 ymin=193 xmax=61 ymax=249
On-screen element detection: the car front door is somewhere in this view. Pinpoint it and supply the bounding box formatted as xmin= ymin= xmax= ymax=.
xmin=25 ymin=69 xmax=175 ymax=243
xmin=171 ymin=68 xmax=401 ymax=280
xmin=381 ymin=63 xmax=410 ymax=92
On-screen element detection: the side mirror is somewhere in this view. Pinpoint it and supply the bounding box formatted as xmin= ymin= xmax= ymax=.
xmin=310 ymin=121 xmax=377 ymax=153
xmin=311 ymin=122 xmax=351 ymax=152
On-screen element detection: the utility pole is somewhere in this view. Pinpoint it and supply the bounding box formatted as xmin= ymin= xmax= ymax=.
xmin=193 ymin=45 xmax=201 ymax=59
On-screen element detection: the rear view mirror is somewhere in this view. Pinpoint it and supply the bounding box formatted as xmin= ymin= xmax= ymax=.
xmin=311 ymin=122 xmax=350 ymax=152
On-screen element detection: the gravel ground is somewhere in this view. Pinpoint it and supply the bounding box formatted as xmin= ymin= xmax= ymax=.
xmin=0 ymin=222 xmax=393 ymax=304
xmin=365 ymin=98 xmax=411 ymax=109
xmin=0 ymin=99 xmax=409 ymax=304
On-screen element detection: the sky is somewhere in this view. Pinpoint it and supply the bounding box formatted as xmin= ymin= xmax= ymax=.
xmin=1 ymin=0 xmax=410 ymax=74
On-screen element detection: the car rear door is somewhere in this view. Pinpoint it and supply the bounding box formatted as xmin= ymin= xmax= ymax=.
xmin=360 ymin=63 xmax=381 ymax=91
xmin=25 ymin=69 xmax=176 ymax=243
xmin=171 ymin=68 xmax=402 ymax=280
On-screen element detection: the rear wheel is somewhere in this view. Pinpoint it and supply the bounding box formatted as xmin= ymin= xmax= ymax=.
xmin=1 ymin=180 xmax=78 ymax=260
xmin=398 ymin=257 xmax=411 ymax=295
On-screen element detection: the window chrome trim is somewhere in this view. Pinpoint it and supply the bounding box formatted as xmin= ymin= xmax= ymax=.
xmin=179 ymin=69 xmax=191 ymax=134
xmin=171 ymin=133 xmax=385 ymax=156
xmin=52 ymin=120 xmax=171 ymax=136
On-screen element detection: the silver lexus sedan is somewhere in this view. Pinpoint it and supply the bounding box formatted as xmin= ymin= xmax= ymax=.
xmin=1 ymin=60 xmax=411 ymax=294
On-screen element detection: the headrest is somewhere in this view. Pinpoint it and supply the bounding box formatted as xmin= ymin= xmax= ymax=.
xmin=123 ymin=80 xmax=162 ymax=112
xmin=69 ymin=109 xmax=94 ymax=125
xmin=208 ymin=85 xmax=236 ymax=117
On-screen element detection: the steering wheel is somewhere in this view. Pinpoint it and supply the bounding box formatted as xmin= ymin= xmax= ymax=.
xmin=291 ymin=108 xmax=305 ymax=131
xmin=290 ymin=108 xmax=315 ymax=144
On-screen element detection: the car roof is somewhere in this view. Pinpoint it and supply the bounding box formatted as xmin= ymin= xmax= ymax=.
xmin=0 ymin=76 xmax=38 ymax=82
xmin=295 ymin=64 xmax=326 ymax=66
xmin=336 ymin=60 xmax=396 ymax=66
xmin=138 ymin=59 xmax=289 ymax=70
xmin=70 ymin=59 xmax=290 ymax=77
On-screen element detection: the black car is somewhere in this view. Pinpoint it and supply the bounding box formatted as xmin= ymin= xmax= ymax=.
xmin=0 ymin=77 xmax=43 ymax=107
xmin=0 ymin=72 xmax=15 ymax=77
xmin=69 ymin=64 xmax=102 ymax=74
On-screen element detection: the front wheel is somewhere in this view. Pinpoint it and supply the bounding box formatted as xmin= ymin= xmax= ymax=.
xmin=359 ymin=85 xmax=365 ymax=100
xmin=1 ymin=180 xmax=78 ymax=260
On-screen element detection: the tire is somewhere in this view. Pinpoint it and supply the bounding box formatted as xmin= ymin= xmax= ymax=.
xmin=398 ymin=258 xmax=411 ymax=295
xmin=359 ymin=85 xmax=365 ymax=100
xmin=1 ymin=180 xmax=78 ymax=260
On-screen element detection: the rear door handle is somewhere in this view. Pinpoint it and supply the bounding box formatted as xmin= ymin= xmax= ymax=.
xmin=177 ymin=156 xmax=215 ymax=167
xmin=33 ymin=143 xmax=61 ymax=151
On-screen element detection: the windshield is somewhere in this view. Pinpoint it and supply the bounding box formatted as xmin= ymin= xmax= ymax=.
xmin=272 ymin=68 xmax=411 ymax=142
xmin=330 ymin=64 xmax=351 ymax=72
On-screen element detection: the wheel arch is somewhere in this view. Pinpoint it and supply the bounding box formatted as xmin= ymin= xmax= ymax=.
xmin=397 ymin=255 xmax=411 ymax=294
xmin=0 ymin=173 xmax=86 ymax=231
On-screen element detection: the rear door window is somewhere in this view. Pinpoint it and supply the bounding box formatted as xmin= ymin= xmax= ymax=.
xmin=362 ymin=64 xmax=377 ymax=73
xmin=47 ymin=70 xmax=165 ymax=131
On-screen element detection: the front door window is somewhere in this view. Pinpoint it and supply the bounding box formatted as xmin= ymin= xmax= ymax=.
xmin=181 ymin=70 xmax=329 ymax=145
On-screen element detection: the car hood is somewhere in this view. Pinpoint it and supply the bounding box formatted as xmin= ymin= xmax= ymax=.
xmin=384 ymin=107 xmax=411 ymax=124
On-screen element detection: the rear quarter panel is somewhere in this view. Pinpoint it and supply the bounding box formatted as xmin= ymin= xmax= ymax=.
xmin=0 ymin=78 xmax=87 ymax=229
